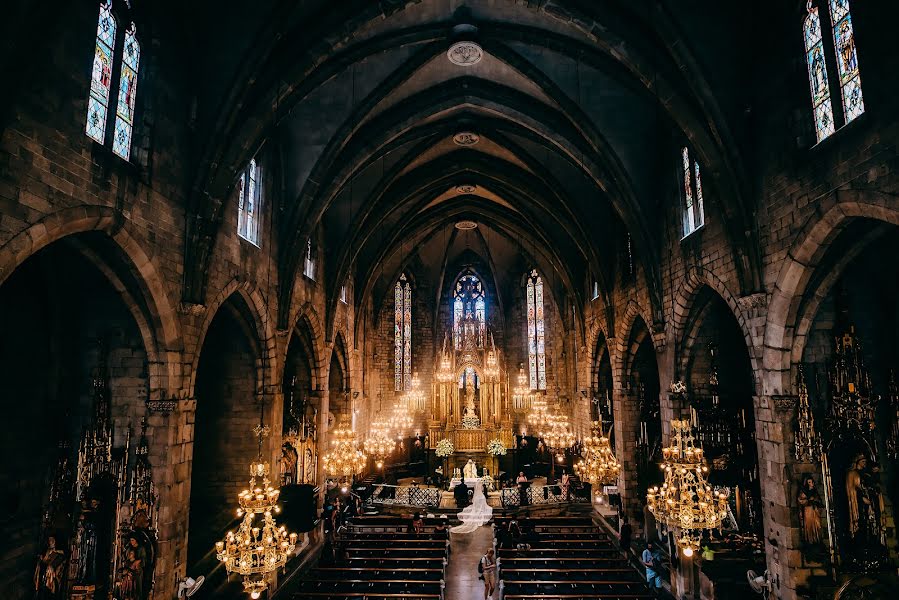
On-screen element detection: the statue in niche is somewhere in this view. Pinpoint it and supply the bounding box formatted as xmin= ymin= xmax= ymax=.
xmin=280 ymin=442 xmax=299 ymax=486
xmin=797 ymin=476 xmax=823 ymax=545
xmin=845 ymin=454 xmax=883 ymax=546
xmin=34 ymin=535 xmax=65 ymax=600
xmin=461 ymin=374 xmax=480 ymax=429
xmin=303 ymin=448 xmax=315 ymax=484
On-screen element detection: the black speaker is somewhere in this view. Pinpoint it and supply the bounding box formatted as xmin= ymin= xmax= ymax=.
xmin=279 ymin=484 xmax=317 ymax=533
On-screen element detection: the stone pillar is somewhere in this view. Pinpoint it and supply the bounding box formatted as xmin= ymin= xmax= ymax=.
xmin=613 ymin=388 xmax=643 ymax=524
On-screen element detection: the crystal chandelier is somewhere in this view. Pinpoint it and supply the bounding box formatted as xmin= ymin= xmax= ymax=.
xmin=322 ymin=420 xmax=367 ymax=479
xmin=391 ymin=397 xmax=415 ymax=435
xmin=217 ymin=425 xmax=297 ymax=598
xmin=574 ymin=421 xmax=620 ymax=486
xmin=404 ymin=372 xmax=427 ymax=413
xmin=512 ymin=366 xmax=532 ymax=412
xmin=527 ymin=392 xmax=549 ymax=427
xmin=436 ymin=349 xmax=455 ymax=384
xmin=646 ymin=419 xmax=727 ymax=557
xmin=539 ymin=411 xmax=576 ymax=450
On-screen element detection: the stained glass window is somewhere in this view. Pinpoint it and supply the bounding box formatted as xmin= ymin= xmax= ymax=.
xmin=112 ymin=23 xmax=139 ymax=159
xmin=304 ymin=238 xmax=315 ymax=279
xmin=526 ymin=269 xmax=546 ymax=391
xmin=86 ymin=3 xmax=116 ymax=144
xmin=681 ymin=147 xmax=705 ymax=237
xmin=804 ymin=6 xmax=835 ymax=142
xmin=452 ymin=272 xmax=486 ymax=348
xmin=828 ymin=0 xmax=864 ymax=123
xmin=237 ymin=159 xmax=261 ymax=245
xmin=395 ymin=274 xmax=412 ymax=391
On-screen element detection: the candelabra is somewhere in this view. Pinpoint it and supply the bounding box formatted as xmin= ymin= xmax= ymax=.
xmin=217 ymin=425 xmax=296 ymax=598
xmin=646 ymin=419 xmax=727 ymax=557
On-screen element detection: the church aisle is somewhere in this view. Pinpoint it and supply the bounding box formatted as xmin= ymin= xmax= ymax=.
xmin=446 ymin=524 xmax=495 ymax=600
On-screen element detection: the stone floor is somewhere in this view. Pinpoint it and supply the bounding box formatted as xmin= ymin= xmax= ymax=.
xmin=446 ymin=524 xmax=495 ymax=600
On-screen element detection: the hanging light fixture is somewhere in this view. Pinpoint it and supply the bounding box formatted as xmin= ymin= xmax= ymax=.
xmin=484 ymin=348 xmax=500 ymax=380
xmin=404 ymin=372 xmax=427 ymax=413
xmin=322 ymin=420 xmax=367 ymax=486
xmin=646 ymin=419 xmax=727 ymax=557
xmin=512 ymin=365 xmax=532 ymax=412
xmin=527 ymin=392 xmax=549 ymax=427
xmin=217 ymin=425 xmax=297 ymax=598
xmin=364 ymin=418 xmax=395 ymax=468
xmin=539 ymin=411 xmax=576 ymax=450
xmin=391 ymin=397 xmax=415 ymax=436
xmin=574 ymin=421 xmax=620 ymax=486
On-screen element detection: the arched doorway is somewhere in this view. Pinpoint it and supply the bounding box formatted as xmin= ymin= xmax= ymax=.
xmin=281 ymin=323 xmax=317 ymax=488
xmin=796 ymin=224 xmax=899 ymax=569
xmin=0 ymin=235 xmax=153 ymax=600
xmin=187 ymin=294 xmax=261 ymax=570
xmin=682 ymin=287 xmax=761 ymax=538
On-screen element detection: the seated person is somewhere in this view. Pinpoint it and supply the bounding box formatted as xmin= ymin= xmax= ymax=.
xmin=432 ymin=520 xmax=448 ymax=540
xmin=411 ymin=512 xmax=424 ymax=534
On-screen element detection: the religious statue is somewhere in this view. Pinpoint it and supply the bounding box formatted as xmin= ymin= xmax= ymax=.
xmin=845 ymin=454 xmax=883 ymax=544
xmin=797 ymin=476 xmax=823 ymax=545
xmin=461 ymin=376 xmax=481 ymax=429
xmin=280 ymin=442 xmax=298 ymax=486
xmin=464 ymin=459 xmax=478 ymax=480
xmin=34 ymin=535 xmax=65 ymax=600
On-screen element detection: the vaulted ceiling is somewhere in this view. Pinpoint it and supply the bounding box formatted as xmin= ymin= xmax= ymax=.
xmin=89 ymin=1 xmax=767 ymax=337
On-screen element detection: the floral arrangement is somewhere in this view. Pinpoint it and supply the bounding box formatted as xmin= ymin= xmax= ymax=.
xmin=435 ymin=438 xmax=455 ymax=457
xmin=486 ymin=438 xmax=507 ymax=456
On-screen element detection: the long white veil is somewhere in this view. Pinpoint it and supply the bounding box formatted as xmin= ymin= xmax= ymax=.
xmin=451 ymin=479 xmax=493 ymax=533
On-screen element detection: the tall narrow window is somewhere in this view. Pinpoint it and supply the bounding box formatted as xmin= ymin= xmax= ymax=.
xmin=395 ymin=274 xmax=412 ymax=391
xmin=339 ymin=283 xmax=348 ymax=304
xmin=802 ymin=1 xmax=863 ymax=142
xmin=304 ymin=238 xmax=316 ymax=279
xmin=453 ymin=272 xmax=486 ymax=348
xmin=829 ymin=0 xmax=864 ymax=123
xmin=86 ymin=3 xmax=116 ymax=144
xmin=526 ymin=269 xmax=546 ymax=391
xmin=237 ymin=158 xmax=261 ymax=245
xmin=804 ymin=6 xmax=836 ymax=141
xmin=112 ymin=23 xmax=139 ymax=159
xmin=681 ymin=147 xmax=705 ymax=237
xmin=592 ymin=280 xmax=600 ymax=301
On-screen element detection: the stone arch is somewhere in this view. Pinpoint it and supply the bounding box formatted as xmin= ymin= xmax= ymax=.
xmin=287 ymin=302 xmax=327 ymax=393
xmin=614 ymin=300 xmax=658 ymax=387
xmin=0 ymin=206 xmax=180 ymax=390
xmin=765 ymin=190 xmax=899 ymax=395
xmin=671 ymin=268 xmax=758 ymax=382
xmin=188 ymin=279 xmax=277 ymax=398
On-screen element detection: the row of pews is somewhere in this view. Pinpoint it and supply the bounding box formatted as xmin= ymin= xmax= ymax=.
xmin=290 ymin=515 xmax=448 ymax=600
xmin=494 ymin=516 xmax=654 ymax=600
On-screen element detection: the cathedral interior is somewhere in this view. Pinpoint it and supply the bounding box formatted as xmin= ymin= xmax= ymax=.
xmin=2 ymin=1 xmax=899 ymax=600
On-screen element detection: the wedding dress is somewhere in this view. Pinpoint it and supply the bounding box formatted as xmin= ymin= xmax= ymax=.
xmin=451 ymin=479 xmax=493 ymax=534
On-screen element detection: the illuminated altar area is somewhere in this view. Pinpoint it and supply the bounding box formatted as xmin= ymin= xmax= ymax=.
xmin=428 ymin=273 xmax=513 ymax=471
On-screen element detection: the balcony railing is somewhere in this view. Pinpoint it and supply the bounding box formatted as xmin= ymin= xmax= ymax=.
xmin=367 ymin=484 xmax=442 ymax=508
xmin=500 ymin=484 xmax=589 ymax=507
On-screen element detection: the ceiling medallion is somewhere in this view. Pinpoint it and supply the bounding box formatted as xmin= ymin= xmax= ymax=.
xmin=455 ymin=221 xmax=478 ymax=230
xmin=455 ymin=184 xmax=477 ymax=194
xmin=447 ymin=41 xmax=483 ymax=66
xmin=453 ymin=132 xmax=480 ymax=146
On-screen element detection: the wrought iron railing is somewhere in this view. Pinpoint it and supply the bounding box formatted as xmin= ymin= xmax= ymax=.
xmin=500 ymin=484 xmax=588 ymax=507
xmin=367 ymin=484 xmax=441 ymax=508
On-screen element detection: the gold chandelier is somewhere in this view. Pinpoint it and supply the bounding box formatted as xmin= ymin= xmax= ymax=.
xmin=512 ymin=366 xmax=532 ymax=412
xmin=404 ymin=372 xmax=427 ymax=413
xmin=391 ymin=397 xmax=415 ymax=435
xmin=574 ymin=421 xmax=620 ymax=486
xmin=484 ymin=348 xmax=500 ymax=380
xmin=217 ymin=425 xmax=297 ymax=598
xmin=539 ymin=411 xmax=576 ymax=450
xmin=646 ymin=419 xmax=727 ymax=557
xmin=364 ymin=419 xmax=395 ymax=468
xmin=322 ymin=420 xmax=367 ymax=478
xmin=527 ymin=392 xmax=549 ymax=427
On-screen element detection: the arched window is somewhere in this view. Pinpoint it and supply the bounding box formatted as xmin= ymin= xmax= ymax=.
xmin=803 ymin=1 xmax=863 ymax=143
xmin=86 ymin=2 xmax=141 ymax=160
xmin=86 ymin=3 xmax=116 ymax=145
xmin=395 ymin=274 xmax=412 ymax=391
xmin=453 ymin=272 xmax=486 ymax=348
xmin=681 ymin=146 xmax=705 ymax=237
xmin=112 ymin=23 xmax=140 ymax=159
xmin=237 ymin=158 xmax=261 ymax=245
xmin=525 ymin=269 xmax=546 ymax=390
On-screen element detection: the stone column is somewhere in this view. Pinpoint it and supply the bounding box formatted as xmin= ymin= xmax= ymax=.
xmin=613 ymin=388 xmax=643 ymax=525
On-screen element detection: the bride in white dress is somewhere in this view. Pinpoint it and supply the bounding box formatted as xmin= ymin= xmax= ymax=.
xmin=451 ymin=477 xmax=493 ymax=533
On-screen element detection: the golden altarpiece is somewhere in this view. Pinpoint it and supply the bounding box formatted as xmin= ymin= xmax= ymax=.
xmin=428 ymin=283 xmax=514 ymax=473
